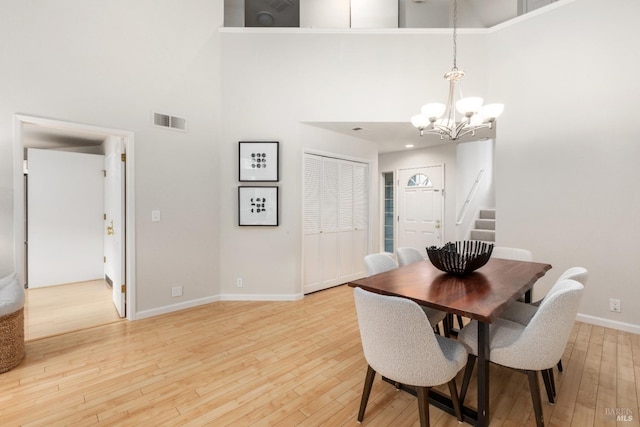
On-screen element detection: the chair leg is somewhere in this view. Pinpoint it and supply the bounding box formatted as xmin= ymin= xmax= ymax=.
xmin=459 ymin=354 xmax=476 ymax=405
xmin=416 ymin=386 xmax=431 ymax=427
xmin=447 ymin=378 xmax=463 ymax=422
xmin=557 ymin=359 xmax=563 ymax=372
xmin=526 ymin=370 xmax=544 ymax=427
xmin=456 ymin=314 xmax=464 ymax=329
xmin=357 ymin=365 xmax=376 ymax=422
xmin=541 ymin=369 xmax=555 ymax=404
xmin=443 ymin=315 xmax=451 ymax=338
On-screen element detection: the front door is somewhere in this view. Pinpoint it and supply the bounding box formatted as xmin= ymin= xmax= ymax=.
xmin=397 ymin=165 xmax=444 ymax=255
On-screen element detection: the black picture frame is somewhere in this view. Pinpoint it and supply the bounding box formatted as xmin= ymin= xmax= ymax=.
xmin=238 ymin=186 xmax=279 ymax=226
xmin=239 ymin=141 xmax=279 ymax=182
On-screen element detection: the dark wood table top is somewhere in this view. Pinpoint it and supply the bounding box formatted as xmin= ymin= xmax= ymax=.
xmin=348 ymin=257 xmax=552 ymax=323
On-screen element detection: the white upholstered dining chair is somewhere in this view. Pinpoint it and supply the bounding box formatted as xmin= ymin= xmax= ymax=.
xmin=396 ymin=246 xmax=462 ymax=333
xmin=364 ymin=253 xmax=448 ymax=335
xmin=363 ymin=253 xmax=396 ymax=276
xmin=499 ymin=266 xmax=588 ymax=390
xmin=396 ymin=247 xmax=425 ymax=267
xmin=457 ymin=279 xmax=584 ymax=427
xmin=353 ymin=287 xmax=467 ymax=427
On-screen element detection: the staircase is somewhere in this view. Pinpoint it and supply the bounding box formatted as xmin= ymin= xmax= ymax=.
xmin=470 ymin=209 xmax=495 ymax=242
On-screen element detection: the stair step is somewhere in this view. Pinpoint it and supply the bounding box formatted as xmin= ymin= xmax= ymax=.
xmin=470 ymin=229 xmax=495 ymax=242
xmin=479 ymin=209 xmax=496 ymax=220
xmin=475 ymin=219 xmax=495 ymax=230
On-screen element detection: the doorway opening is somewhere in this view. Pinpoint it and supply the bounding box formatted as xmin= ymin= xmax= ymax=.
xmin=12 ymin=115 xmax=137 ymax=338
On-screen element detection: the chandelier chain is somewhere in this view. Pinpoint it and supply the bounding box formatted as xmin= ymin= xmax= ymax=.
xmin=452 ymin=0 xmax=458 ymax=70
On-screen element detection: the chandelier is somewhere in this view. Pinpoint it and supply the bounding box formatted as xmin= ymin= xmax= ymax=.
xmin=411 ymin=0 xmax=504 ymax=141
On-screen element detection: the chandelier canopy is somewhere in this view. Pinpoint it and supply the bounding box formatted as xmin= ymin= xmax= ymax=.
xmin=411 ymin=0 xmax=504 ymax=141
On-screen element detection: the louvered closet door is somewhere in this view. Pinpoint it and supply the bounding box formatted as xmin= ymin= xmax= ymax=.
xmin=303 ymin=154 xmax=369 ymax=294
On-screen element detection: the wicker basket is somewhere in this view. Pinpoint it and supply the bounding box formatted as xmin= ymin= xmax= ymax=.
xmin=0 ymin=307 xmax=25 ymax=373
xmin=426 ymin=241 xmax=494 ymax=276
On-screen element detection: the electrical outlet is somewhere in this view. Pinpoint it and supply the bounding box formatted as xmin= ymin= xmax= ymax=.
xmin=171 ymin=286 xmax=183 ymax=297
xmin=236 ymin=278 xmax=243 ymax=288
xmin=610 ymin=298 xmax=621 ymax=312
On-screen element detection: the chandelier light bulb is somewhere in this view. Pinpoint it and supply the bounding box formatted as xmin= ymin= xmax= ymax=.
xmin=411 ymin=114 xmax=429 ymax=129
xmin=479 ymin=103 xmax=505 ymax=120
xmin=456 ymin=97 xmax=484 ymax=116
xmin=421 ymin=103 xmax=446 ymax=121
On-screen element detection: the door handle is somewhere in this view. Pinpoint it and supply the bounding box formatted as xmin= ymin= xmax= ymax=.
xmin=107 ymin=220 xmax=115 ymax=236
xmin=435 ymin=220 xmax=441 ymax=229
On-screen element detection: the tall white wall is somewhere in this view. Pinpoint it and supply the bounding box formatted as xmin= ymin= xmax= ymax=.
xmin=489 ymin=0 xmax=640 ymax=329
xmin=0 ymin=0 xmax=223 ymax=317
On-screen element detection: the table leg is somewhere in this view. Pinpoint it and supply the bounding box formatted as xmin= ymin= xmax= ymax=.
xmin=477 ymin=322 xmax=490 ymax=427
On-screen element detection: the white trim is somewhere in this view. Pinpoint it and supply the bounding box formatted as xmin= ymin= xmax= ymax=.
xmin=577 ymin=313 xmax=640 ymax=335
xmin=219 ymin=293 xmax=304 ymax=301
xmin=136 ymin=296 xmax=221 ymax=320
xmin=13 ymin=114 xmax=137 ymax=321
xmin=219 ymin=27 xmax=487 ymax=35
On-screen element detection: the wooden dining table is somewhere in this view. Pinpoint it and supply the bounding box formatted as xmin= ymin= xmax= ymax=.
xmin=348 ymin=257 xmax=552 ymax=427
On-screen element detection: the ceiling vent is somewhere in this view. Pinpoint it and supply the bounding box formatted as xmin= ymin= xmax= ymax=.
xmin=153 ymin=112 xmax=187 ymax=132
xmin=245 ymin=0 xmax=299 ymax=27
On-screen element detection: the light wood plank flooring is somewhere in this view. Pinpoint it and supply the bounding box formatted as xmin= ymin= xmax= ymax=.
xmin=24 ymin=279 xmax=123 ymax=341
xmin=2 ymin=284 xmax=639 ymax=426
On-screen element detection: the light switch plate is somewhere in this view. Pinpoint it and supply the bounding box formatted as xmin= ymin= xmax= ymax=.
xmin=152 ymin=210 xmax=161 ymax=222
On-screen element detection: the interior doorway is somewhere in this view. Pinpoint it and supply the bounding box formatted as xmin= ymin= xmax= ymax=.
xmin=12 ymin=115 xmax=136 ymax=328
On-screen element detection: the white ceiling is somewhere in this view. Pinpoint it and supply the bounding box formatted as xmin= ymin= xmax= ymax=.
xmin=306 ymin=121 xmax=495 ymax=153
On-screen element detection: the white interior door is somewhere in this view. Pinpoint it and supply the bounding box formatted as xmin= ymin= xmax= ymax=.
xmin=397 ymin=165 xmax=444 ymax=255
xmin=104 ymin=142 xmax=126 ymax=317
xmin=27 ymin=149 xmax=104 ymax=288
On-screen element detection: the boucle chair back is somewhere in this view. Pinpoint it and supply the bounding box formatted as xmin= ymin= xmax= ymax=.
xmin=557 ymin=266 xmax=588 ymax=286
xmin=490 ymin=279 xmax=584 ymax=371
xmin=353 ymin=287 xmax=465 ymax=386
xmin=396 ymin=247 xmax=425 ymax=267
xmin=363 ymin=253 xmax=397 ymax=276
xmin=491 ymin=246 xmax=533 ymax=262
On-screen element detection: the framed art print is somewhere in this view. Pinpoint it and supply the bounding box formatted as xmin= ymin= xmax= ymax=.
xmin=238 ymin=186 xmax=279 ymax=226
xmin=239 ymin=141 xmax=279 ymax=182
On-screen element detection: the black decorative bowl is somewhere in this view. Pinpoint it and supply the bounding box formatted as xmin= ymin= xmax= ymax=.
xmin=426 ymin=241 xmax=494 ymax=276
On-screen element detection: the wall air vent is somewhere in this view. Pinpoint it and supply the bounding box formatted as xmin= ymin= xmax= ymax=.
xmin=153 ymin=112 xmax=187 ymax=132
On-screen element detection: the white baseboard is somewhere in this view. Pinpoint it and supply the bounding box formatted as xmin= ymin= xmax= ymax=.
xmin=133 ymin=293 xmax=303 ymax=319
xmin=577 ymin=313 xmax=640 ymax=335
xmin=219 ymin=293 xmax=304 ymax=301
xmin=134 ymin=295 xmax=220 ymax=320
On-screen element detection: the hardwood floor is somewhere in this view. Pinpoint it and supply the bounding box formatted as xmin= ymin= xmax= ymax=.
xmin=24 ymin=279 xmax=123 ymax=341
xmin=2 ymin=284 xmax=639 ymax=426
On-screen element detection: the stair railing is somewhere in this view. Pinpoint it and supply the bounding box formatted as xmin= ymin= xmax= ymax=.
xmin=456 ymin=169 xmax=485 ymax=225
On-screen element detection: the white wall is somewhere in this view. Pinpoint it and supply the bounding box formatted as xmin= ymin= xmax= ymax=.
xmin=0 ymin=0 xmax=223 ymax=317
xmin=489 ymin=0 xmax=640 ymax=330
